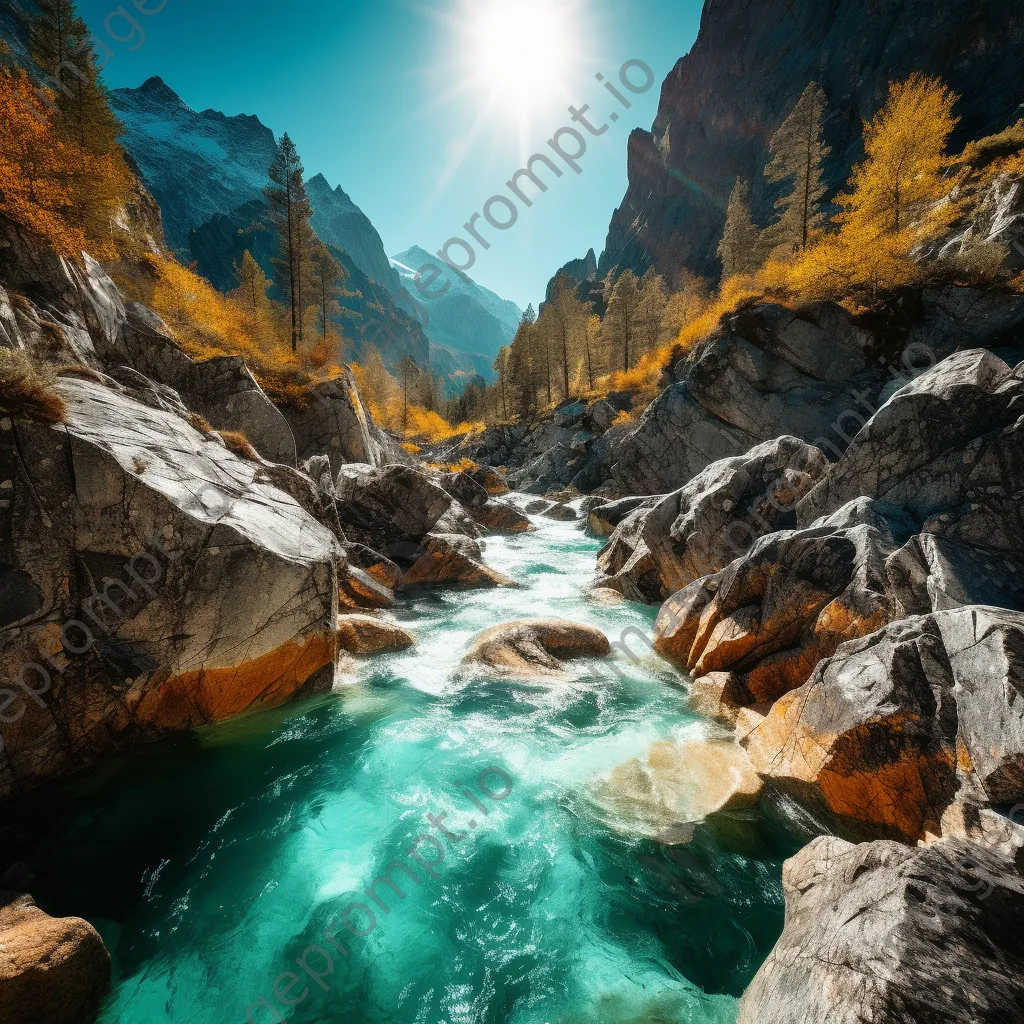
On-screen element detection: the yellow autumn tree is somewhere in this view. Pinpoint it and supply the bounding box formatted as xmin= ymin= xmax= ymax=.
xmin=0 ymin=67 xmax=86 ymax=254
xmin=0 ymin=64 xmax=133 ymax=259
xmin=827 ymin=73 xmax=961 ymax=297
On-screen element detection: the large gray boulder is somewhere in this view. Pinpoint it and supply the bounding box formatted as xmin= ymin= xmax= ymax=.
xmin=611 ymin=301 xmax=895 ymax=495
xmin=743 ymin=606 xmax=1024 ymax=842
xmin=799 ymin=348 xmax=1024 ymax=528
xmin=0 ymin=378 xmax=342 ymax=798
xmin=738 ymin=835 xmax=1024 ymax=1024
xmin=112 ymin=303 xmax=298 ymax=466
xmin=597 ymin=437 xmax=828 ymax=603
xmin=283 ymin=370 xmax=412 ymax=473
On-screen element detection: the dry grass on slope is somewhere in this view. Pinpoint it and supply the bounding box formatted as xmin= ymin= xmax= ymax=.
xmin=0 ymin=348 xmax=68 ymax=425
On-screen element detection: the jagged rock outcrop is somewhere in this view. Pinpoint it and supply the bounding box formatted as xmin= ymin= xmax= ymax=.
xmin=798 ymin=348 xmax=1024 ymax=532
xmin=742 ymin=606 xmax=1024 ymax=841
xmin=0 ymin=377 xmax=342 ymax=799
xmin=738 ymin=835 xmax=1024 ymax=1024
xmin=284 ymin=371 xmax=411 ymax=473
xmin=654 ymin=499 xmax=908 ymax=721
xmin=0 ymin=892 xmax=110 ymax=1024
xmin=463 ymin=619 xmax=611 ymax=677
xmin=597 ymin=437 xmax=828 ymax=603
xmin=334 ymin=464 xmax=454 ymax=554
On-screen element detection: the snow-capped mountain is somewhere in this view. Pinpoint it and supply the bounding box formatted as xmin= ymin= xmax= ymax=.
xmin=109 ymin=77 xmax=278 ymax=254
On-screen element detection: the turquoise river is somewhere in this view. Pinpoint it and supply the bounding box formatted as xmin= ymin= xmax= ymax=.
xmin=2 ymin=498 xmax=808 ymax=1024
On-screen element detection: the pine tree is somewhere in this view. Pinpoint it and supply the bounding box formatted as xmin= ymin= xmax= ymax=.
xmin=396 ymin=355 xmax=419 ymax=429
xmin=310 ymin=242 xmax=348 ymax=339
xmin=718 ymin=179 xmax=762 ymax=279
xmin=493 ymin=347 xmax=510 ymax=420
xmin=546 ymin=274 xmax=591 ymax=401
xmin=660 ymin=270 xmax=711 ymax=345
xmin=234 ymin=250 xmax=270 ymax=313
xmin=765 ymin=83 xmax=832 ymax=254
xmin=265 ymin=134 xmax=313 ymax=352
xmin=602 ymin=269 xmax=641 ymax=373
xmin=636 ymin=268 xmax=668 ymax=359
xmin=32 ymin=0 xmax=124 ymax=229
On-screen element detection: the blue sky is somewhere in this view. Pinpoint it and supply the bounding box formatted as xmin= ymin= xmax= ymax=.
xmin=76 ymin=0 xmax=703 ymax=309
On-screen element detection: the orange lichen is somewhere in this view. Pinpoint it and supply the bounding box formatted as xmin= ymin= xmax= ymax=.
xmin=131 ymin=632 xmax=336 ymax=729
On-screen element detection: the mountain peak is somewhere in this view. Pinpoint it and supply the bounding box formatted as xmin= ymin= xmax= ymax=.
xmin=307 ymin=172 xmax=332 ymax=190
xmin=137 ymin=76 xmax=186 ymax=107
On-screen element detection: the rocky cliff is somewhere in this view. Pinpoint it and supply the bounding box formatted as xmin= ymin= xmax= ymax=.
xmin=580 ymin=0 xmax=1024 ymax=287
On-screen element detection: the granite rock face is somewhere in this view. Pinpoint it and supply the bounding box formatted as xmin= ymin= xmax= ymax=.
xmin=743 ymin=606 xmax=1024 ymax=841
xmin=654 ymin=500 xmax=905 ymax=720
xmin=0 ymin=379 xmax=341 ymax=799
xmin=738 ymin=835 xmax=1024 ymax=1024
xmin=597 ymin=437 xmax=827 ymax=603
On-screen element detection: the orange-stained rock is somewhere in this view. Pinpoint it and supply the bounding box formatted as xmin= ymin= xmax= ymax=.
xmin=0 ymin=892 xmax=110 ymax=1024
xmin=339 ymin=562 xmax=395 ymax=609
xmin=655 ymin=503 xmax=900 ymax=723
xmin=470 ymin=466 xmax=510 ymax=496
xmin=131 ymin=632 xmax=337 ymax=730
xmin=474 ymin=500 xmax=536 ymax=534
xmin=742 ymin=615 xmax=959 ymax=841
xmin=463 ymin=619 xmax=610 ymax=677
xmin=0 ymin=379 xmax=343 ymax=799
xmin=403 ymin=534 xmax=518 ymax=589
xmin=592 ymin=738 xmax=763 ymax=843
xmin=337 ymin=614 xmax=416 ymax=655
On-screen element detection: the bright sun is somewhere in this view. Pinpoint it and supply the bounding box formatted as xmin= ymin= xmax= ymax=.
xmin=469 ymin=0 xmax=569 ymax=112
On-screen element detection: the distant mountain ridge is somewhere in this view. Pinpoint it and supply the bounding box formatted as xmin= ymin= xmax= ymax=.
xmin=110 ymin=76 xmax=523 ymax=389
xmin=391 ymin=245 xmax=522 ymax=364
xmin=109 ymin=77 xmax=278 ymax=255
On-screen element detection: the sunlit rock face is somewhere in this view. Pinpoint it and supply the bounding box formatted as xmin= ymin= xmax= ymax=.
xmin=738 ymin=835 xmax=1024 ymax=1024
xmin=741 ymin=606 xmax=1024 ymax=843
xmin=597 ymin=436 xmax=828 ymax=604
xmin=462 ymin=619 xmax=611 ymax=678
xmin=0 ymin=378 xmax=342 ymax=799
xmin=589 ymin=0 xmax=1024 ymax=287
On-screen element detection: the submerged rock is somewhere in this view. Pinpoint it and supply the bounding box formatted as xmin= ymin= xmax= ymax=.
xmin=593 ymin=739 xmax=762 ymax=844
xmin=738 ymin=836 xmax=1024 ymax=1024
xmin=0 ymin=892 xmax=110 ymax=1024
xmin=463 ymin=619 xmax=611 ymax=676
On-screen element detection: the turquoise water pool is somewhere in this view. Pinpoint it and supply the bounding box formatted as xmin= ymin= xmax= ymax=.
xmin=3 ymin=503 xmax=798 ymax=1024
